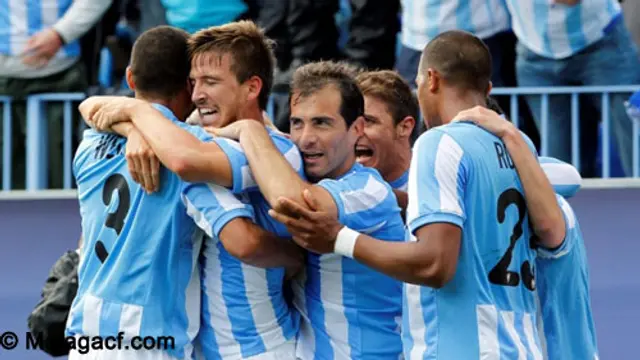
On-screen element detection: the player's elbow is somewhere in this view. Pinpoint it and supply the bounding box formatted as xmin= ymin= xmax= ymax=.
xmin=169 ymin=155 xmax=200 ymax=182
xmin=534 ymin=219 xmax=566 ymax=249
xmin=413 ymin=256 xmax=457 ymax=288
xmin=223 ymin=222 xmax=264 ymax=264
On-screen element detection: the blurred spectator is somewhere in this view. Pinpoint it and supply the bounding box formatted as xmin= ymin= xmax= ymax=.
xmin=396 ymin=0 xmax=539 ymax=146
xmin=161 ymin=0 xmax=258 ymax=34
xmin=506 ymin=0 xmax=640 ymax=177
xmin=0 ymin=0 xmax=113 ymax=189
xmin=259 ymin=0 xmax=400 ymax=131
xmin=622 ymin=0 xmax=640 ymax=48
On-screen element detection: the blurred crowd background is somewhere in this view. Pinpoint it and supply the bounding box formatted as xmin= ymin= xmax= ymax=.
xmin=2 ymin=0 xmax=640 ymax=191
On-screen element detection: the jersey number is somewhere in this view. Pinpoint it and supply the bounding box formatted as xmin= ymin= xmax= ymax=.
xmin=488 ymin=189 xmax=537 ymax=291
xmin=95 ymin=174 xmax=131 ymax=263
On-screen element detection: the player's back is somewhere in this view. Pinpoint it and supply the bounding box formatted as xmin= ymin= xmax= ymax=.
xmin=404 ymin=122 xmax=544 ymax=359
xmin=536 ymin=195 xmax=598 ymax=360
xmin=67 ymin=107 xmax=204 ymax=359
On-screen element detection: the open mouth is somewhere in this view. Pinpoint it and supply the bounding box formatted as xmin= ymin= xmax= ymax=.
xmin=198 ymin=108 xmax=219 ymax=125
xmin=302 ymin=152 xmax=324 ymax=163
xmin=355 ymin=145 xmax=374 ymax=161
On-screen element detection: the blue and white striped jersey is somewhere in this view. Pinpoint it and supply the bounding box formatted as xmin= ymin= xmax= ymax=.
xmin=536 ymin=195 xmax=598 ymax=360
xmin=68 ymin=104 xmax=228 ymax=359
xmin=389 ymin=170 xmax=409 ymax=192
xmin=505 ymin=0 xmax=621 ymax=59
xmin=0 ymin=0 xmax=80 ymax=57
xmin=293 ymin=163 xmax=406 ymax=360
xmin=400 ymin=0 xmax=510 ymax=51
xmin=194 ymin=130 xmax=304 ymax=359
xmin=404 ymin=122 xmax=544 ymax=359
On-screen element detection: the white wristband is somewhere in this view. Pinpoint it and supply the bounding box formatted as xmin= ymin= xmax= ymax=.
xmin=334 ymin=226 xmax=360 ymax=258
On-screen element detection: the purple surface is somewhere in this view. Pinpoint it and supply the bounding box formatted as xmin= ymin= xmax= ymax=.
xmin=0 ymin=189 xmax=637 ymax=359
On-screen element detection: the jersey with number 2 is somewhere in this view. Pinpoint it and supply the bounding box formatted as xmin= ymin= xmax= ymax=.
xmin=404 ymin=122 xmax=544 ymax=359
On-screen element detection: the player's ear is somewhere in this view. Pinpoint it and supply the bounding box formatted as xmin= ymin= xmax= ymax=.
xmin=352 ymin=115 xmax=365 ymax=137
xmin=396 ymin=116 xmax=416 ymax=139
xmin=244 ymin=75 xmax=263 ymax=104
xmin=125 ymin=67 xmax=135 ymax=91
xmin=485 ymin=81 xmax=493 ymax=97
xmin=427 ymin=68 xmax=439 ymax=93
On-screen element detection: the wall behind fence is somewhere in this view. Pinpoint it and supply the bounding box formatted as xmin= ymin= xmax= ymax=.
xmin=0 ymin=188 xmax=638 ymax=359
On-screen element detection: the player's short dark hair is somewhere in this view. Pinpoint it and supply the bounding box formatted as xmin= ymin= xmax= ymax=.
xmin=129 ymin=26 xmax=191 ymax=98
xmin=486 ymin=96 xmax=504 ymax=115
xmin=420 ymin=30 xmax=492 ymax=94
xmin=188 ymin=21 xmax=276 ymax=110
xmin=290 ymin=61 xmax=364 ymax=128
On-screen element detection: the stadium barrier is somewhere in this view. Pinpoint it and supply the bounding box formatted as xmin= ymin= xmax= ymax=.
xmin=1 ymin=86 xmax=640 ymax=190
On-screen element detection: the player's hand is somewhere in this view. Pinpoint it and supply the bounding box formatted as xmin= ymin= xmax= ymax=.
xmin=126 ymin=128 xmax=160 ymax=193
xmin=268 ymin=189 xmax=342 ymax=255
xmin=206 ymin=120 xmax=253 ymax=140
xmin=452 ymin=105 xmax=516 ymax=138
xmin=92 ymin=98 xmax=139 ymax=131
xmin=21 ymin=28 xmax=63 ymax=68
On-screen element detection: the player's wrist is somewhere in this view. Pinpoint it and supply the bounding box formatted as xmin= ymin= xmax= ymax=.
xmin=334 ymin=226 xmax=360 ymax=258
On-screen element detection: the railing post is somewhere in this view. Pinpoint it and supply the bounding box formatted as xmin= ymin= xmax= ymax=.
xmin=1 ymin=96 xmax=12 ymax=191
xmin=570 ymin=93 xmax=580 ymax=172
xmin=601 ymin=93 xmax=611 ymax=178
xmin=26 ymin=95 xmax=48 ymax=190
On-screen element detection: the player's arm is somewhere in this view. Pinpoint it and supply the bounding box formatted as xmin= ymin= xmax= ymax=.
xmin=453 ymin=107 xmax=566 ymax=249
xmin=214 ymin=120 xmax=339 ymax=217
xmin=270 ymin=131 xmax=464 ymax=287
xmin=80 ymin=96 xmax=234 ymax=186
xmin=183 ymin=182 xmax=303 ymax=268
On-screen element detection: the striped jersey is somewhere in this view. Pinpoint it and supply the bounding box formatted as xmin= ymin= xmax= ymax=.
xmin=505 ymin=0 xmax=621 ymax=59
xmin=404 ymin=122 xmax=544 ymax=359
xmin=400 ymin=0 xmax=510 ymax=51
xmin=536 ymin=195 xmax=598 ymax=360
xmin=539 ymin=156 xmax=581 ymax=199
xmin=68 ymin=104 xmax=224 ymax=359
xmin=389 ymin=170 xmax=409 ymax=192
xmin=193 ymin=130 xmax=304 ymax=359
xmin=294 ymin=163 xmax=406 ymax=360
xmin=0 ymin=0 xmax=80 ymax=57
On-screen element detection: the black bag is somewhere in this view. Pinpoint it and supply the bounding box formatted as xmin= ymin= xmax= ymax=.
xmin=27 ymin=250 xmax=80 ymax=357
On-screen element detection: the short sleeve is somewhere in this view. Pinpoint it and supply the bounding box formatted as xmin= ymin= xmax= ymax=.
xmin=213 ymin=130 xmax=304 ymax=194
xmin=181 ymin=182 xmax=255 ymax=238
xmin=406 ymin=130 xmax=468 ymax=234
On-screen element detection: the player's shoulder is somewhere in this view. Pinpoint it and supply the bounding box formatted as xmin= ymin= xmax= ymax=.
xmin=176 ymin=121 xmax=213 ymax=142
xmin=267 ymin=128 xmax=304 ymax=174
xmin=320 ymin=163 xmax=395 ymax=206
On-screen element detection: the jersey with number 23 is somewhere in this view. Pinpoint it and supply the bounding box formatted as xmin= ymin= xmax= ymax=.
xmin=403 ymin=122 xmax=545 ymax=359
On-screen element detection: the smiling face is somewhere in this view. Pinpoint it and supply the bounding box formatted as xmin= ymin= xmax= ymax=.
xmin=355 ymin=95 xmax=400 ymax=178
xmin=289 ymin=85 xmax=362 ymax=182
xmin=189 ymin=51 xmax=247 ymax=128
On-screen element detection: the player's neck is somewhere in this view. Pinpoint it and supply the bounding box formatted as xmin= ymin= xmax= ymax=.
xmin=237 ymin=105 xmax=264 ymax=124
xmin=384 ymin=143 xmax=411 ymax=183
xmin=439 ymin=90 xmax=487 ymax=125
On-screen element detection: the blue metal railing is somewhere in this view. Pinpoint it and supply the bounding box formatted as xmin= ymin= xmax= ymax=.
xmin=490 ymin=85 xmax=640 ymax=178
xmin=0 ymin=96 xmax=12 ymax=191
xmin=1 ymin=86 xmax=639 ymax=191
xmin=25 ymin=93 xmax=85 ymax=190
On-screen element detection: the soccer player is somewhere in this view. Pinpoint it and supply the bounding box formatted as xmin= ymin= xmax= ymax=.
xmin=69 ymin=26 xmax=300 ymax=360
xmin=355 ymin=70 xmax=418 ymax=192
xmin=266 ymin=31 xmax=566 ymax=358
xmin=452 ymin=106 xmax=598 ymax=360
xmin=210 ymin=61 xmax=407 ymax=359
xmin=80 ymin=21 xmax=304 ymax=359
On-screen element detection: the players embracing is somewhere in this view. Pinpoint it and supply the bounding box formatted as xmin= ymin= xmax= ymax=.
xmin=73 ymin=19 xmax=597 ymax=360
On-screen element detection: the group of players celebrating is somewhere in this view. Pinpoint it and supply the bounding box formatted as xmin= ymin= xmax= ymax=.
xmin=66 ymin=20 xmax=597 ymax=360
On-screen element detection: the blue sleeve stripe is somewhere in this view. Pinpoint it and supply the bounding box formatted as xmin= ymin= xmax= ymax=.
xmin=409 ymin=213 xmax=464 ymax=234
